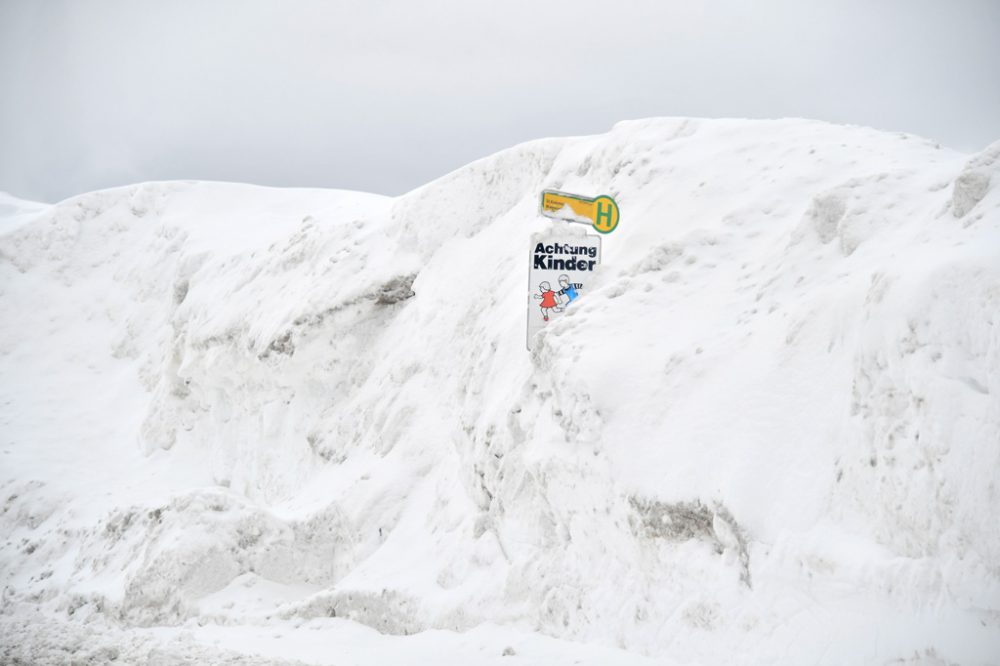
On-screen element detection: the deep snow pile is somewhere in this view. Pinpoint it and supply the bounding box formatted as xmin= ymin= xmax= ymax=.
xmin=1 ymin=119 xmax=999 ymax=665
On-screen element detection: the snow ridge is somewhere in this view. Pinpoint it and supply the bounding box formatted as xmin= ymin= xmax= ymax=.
xmin=2 ymin=119 xmax=999 ymax=665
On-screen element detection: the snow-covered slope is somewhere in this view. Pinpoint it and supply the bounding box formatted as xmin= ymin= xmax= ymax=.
xmin=2 ymin=119 xmax=999 ymax=665
xmin=0 ymin=191 xmax=51 ymax=236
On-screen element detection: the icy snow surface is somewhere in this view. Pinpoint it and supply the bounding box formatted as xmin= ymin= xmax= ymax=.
xmin=2 ymin=119 xmax=999 ymax=665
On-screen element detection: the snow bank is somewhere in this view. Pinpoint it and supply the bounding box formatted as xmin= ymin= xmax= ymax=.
xmin=0 ymin=191 xmax=50 ymax=236
xmin=2 ymin=119 xmax=999 ymax=665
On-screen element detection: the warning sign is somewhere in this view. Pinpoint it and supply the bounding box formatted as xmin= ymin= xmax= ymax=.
xmin=526 ymin=233 xmax=602 ymax=350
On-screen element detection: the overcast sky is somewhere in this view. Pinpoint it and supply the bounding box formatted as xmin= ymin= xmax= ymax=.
xmin=1 ymin=0 xmax=998 ymax=203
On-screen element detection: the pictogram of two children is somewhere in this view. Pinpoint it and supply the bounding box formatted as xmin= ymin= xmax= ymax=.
xmin=534 ymin=274 xmax=583 ymax=321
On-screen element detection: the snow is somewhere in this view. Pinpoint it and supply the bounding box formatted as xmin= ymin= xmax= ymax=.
xmin=0 ymin=191 xmax=50 ymax=236
xmin=1 ymin=118 xmax=999 ymax=664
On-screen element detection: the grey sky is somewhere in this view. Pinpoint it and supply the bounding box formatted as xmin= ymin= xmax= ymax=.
xmin=1 ymin=0 xmax=998 ymax=203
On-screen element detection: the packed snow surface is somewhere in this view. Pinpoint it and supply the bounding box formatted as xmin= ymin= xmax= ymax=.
xmin=2 ymin=118 xmax=999 ymax=665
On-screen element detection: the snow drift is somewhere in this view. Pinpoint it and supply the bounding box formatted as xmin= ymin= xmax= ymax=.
xmin=1 ymin=118 xmax=999 ymax=665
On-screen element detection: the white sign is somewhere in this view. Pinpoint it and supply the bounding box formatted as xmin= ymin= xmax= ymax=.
xmin=526 ymin=233 xmax=602 ymax=350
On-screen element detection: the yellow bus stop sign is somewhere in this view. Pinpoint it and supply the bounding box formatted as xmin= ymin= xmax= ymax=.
xmin=540 ymin=190 xmax=620 ymax=234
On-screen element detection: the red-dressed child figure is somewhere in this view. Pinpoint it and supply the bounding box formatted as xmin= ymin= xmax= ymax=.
xmin=533 ymin=281 xmax=562 ymax=321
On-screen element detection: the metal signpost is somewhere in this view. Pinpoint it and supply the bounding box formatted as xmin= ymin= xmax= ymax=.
xmin=527 ymin=190 xmax=619 ymax=350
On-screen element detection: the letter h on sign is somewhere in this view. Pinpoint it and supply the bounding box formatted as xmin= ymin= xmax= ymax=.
xmin=595 ymin=201 xmax=613 ymax=229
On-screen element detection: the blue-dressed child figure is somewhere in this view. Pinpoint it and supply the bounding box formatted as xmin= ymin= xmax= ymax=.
xmin=557 ymin=274 xmax=583 ymax=307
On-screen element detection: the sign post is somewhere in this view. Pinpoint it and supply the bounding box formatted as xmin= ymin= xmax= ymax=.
xmin=527 ymin=189 xmax=618 ymax=350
